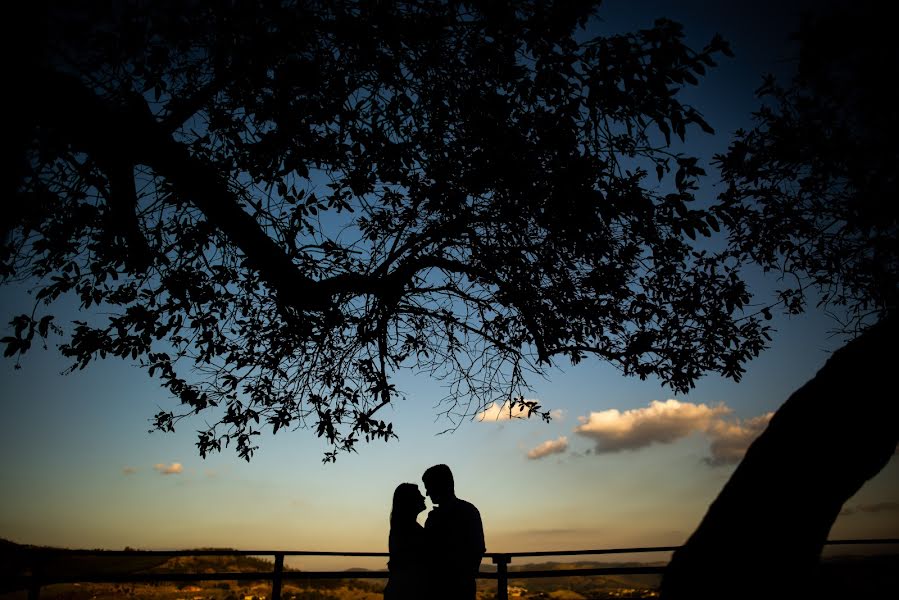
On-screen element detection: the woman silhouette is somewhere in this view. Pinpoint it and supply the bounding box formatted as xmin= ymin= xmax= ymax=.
xmin=384 ymin=483 xmax=427 ymax=599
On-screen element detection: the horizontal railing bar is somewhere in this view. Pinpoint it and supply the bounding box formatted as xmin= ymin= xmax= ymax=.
xmin=9 ymin=572 xmax=283 ymax=585
xmin=485 ymin=538 xmax=899 ymax=559
xmin=490 ymin=546 xmax=679 ymax=558
xmin=491 ymin=566 xmax=667 ymax=579
xmin=8 ymin=571 xmax=393 ymax=586
xmin=17 ymin=538 xmax=895 ymax=559
xmin=822 ymin=538 xmax=899 ymax=546
xmin=18 ymin=549 xmax=389 ymax=557
xmin=281 ymin=571 xmax=389 ymax=580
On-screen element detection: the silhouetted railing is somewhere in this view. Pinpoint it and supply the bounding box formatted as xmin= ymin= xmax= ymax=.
xmin=9 ymin=538 xmax=898 ymax=599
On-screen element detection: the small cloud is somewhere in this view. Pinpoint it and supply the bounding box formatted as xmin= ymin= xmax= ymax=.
xmin=478 ymin=399 xmax=542 ymax=422
xmin=704 ymin=413 xmax=773 ymax=466
xmin=520 ymin=528 xmax=581 ymax=536
xmin=122 ymin=467 xmax=138 ymax=476
xmin=154 ymin=462 xmax=183 ymax=475
xmin=842 ymin=500 xmax=899 ymax=517
xmin=550 ymin=409 xmax=566 ymax=421
xmin=574 ymin=399 xmax=730 ymax=453
xmin=527 ymin=436 xmax=569 ymax=460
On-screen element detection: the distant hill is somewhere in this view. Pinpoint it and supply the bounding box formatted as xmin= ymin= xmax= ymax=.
xmin=1 ymin=539 xmax=273 ymax=588
xmin=1 ymin=539 xmax=377 ymax=589
xmin=1 ymin=539 xmax=161 ymax=593
xmin=146 ymin=551 xmax=273 ymax=575
xmin=0 ymin=539 xmax=387 ymax=598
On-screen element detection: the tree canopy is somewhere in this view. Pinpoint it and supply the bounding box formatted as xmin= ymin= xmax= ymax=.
xmin=715 ymin=2 xmax=897 ymax=330
xmin=4 ymin=0 xmax=770 ymax=462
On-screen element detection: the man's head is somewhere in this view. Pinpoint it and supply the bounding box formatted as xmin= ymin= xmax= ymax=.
xmin=422 ymin=463 xmax=455 ymax=505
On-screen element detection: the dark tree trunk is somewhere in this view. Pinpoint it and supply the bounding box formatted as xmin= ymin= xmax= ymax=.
xmin=661 ymin=315 xmax=898 ymax=599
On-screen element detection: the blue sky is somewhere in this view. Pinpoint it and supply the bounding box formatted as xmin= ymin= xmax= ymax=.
xmin=1 ymin=0 xmax=896 ymax=570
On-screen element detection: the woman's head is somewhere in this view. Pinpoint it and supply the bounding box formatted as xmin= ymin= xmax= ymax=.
xmin=391 ymin=483 xmax=426 ymax=524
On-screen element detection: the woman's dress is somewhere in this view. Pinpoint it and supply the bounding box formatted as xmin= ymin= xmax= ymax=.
xmin=384 ymin=520 xmax=426 ymax=599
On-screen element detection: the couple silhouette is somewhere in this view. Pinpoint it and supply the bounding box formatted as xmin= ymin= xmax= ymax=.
xmin=385 ymin=464 xmax=485 ymax=600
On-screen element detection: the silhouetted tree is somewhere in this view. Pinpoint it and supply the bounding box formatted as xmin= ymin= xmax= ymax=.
xmin=663 ymin=3 xmax=898 ymax=598
xmin=715 ymin=7 xmax=896 ymax=331
xmin=3 ymin=0 xmax=756 ymax=462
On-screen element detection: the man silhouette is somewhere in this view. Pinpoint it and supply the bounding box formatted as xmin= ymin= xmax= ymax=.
xmin=422 ymin=464 xmax=485 ymax=599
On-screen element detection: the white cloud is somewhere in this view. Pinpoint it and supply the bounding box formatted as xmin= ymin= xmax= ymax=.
xmin=705 ymin=413 xmax=773 ymax=465
xmin=154 ymin=462 xmax=183 ymax=475
xmin=573 ymin=399 xmax=772 ymax=466
xmin=574 ymin=399 xmax=730 ymax=453
xmin=478 ymin=400 xmax=540 ymax=422
xmin=122 ymin=467 xmax=138 ymax=475
xmin=527 ymin=436 xmax=569 ymax=460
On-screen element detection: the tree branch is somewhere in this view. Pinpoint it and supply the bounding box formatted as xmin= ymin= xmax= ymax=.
xmin=37 ymin=67 xmax=335 ymax=312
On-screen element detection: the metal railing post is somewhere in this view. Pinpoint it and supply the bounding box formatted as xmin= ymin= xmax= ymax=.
xmin=271 ymin=553 xmax=284 ymax=600
xmin=493 ymin=554 xmax=510 ymax=600
xmin=28 ymin=552 xmax=42 ymax=600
